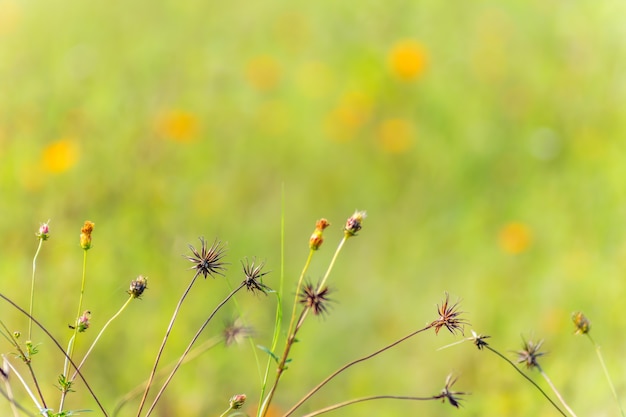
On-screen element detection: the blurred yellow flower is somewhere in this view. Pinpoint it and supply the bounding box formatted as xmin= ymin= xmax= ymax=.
xmin=42 ymin=139 xmax=78 ymax=173
xmin=156 ymin=110 xmax=199 ymax=143
xmin=498 ymin=222 xmax=532 ymax=254
xmin=388 ymin=40 xmax=428 ymax=81
xmin=377 ymin=118 xmax=414 ymax=153
xmin=325 ymin=91 xmax=373 ymax=142
xmin=0 ymin=1 xmax=21 ymax=35
xmin=245 ymin=55 xmax=281 ymax=92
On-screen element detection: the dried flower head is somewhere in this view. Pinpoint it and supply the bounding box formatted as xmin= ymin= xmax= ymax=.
xmin=299 ymin=282 xmax=332 ymax=316
xmin=435 ymin=374 xmax=468 ymax=408
xmin=80 ymin=221 xmax=95 ymax=250
xmin=129 ymin=275 xmax=148 ymax=298
xmin=223 ymin=318 xmax=254 ymax=347
xmin=572 ymin=311 xmax=590 ymax=335
xmin=241 ymin=258 xmax=271 ymax=294
xmin=431 ymin=292 xmax=468 ymax=336
xmin=517 ymin=337 xmax=545 ymax=370
xmin=229 ymin=393 xmax=246 ymax=410
xmin=469 ymin=330 xmax=490 ymax=350
xmin=36 ymin=220 xmax=51 ymax=241
xmin=344 ymin=210 xmax=366 ymax=237
xmin=186 ymin=237 xmax=228 ymax=279
xmin=310 ymin=218 xmax=330 ymax=250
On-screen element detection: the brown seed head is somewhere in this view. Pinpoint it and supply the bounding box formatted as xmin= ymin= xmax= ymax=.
xmin=431 ymin=292 xmax=468 ymax=336
xmin=185 ymin=237 xmax=228 ymax=279
xmin=129 ymin=275 xmax=148 ymax=298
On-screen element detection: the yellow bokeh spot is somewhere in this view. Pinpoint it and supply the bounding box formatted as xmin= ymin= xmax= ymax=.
xmin=156 ymin=110 xmax=199 ymax=143
xmin=42 ymin=139 xmax=78 ymax=173
xmin=0 ymin=1 xmax=21 ymax=35
xmin=388 ymin=40 xmax=428 ymax=81
xmin=325 ymin=91 xmax=373 ymax=142
xmin=499 ymin=222 xmax=532 ymax=254
xmin=377 ymin=118 xmax=414 ymax=153
xmin=245 ymin=55 xmax=281 ymax=92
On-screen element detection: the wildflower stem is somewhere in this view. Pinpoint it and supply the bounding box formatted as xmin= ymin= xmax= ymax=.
xmin=28 ymin=239 xmax=44 ymax=341
xmin=112 ymin=336 xmax=222 ymax=417
xmin=259 ymin=307 xmax=309 ymax=417
xmin=1 ymin=355 xmax=43 ymax=412
xmin=586 ymin=334 xmax=625 ymax=417
xmin=318 ymin=236 xmax=346 ymax=290
xmin=65 ymin=249 xmax=89 ymax=376
xmin=0 ymin=292 xmax=108 ymax=416
xmin=0 ymin=321 xmax=47 ymax=408
xmin=483 ymin=345 xmax=566 ymax=417
xmin=283 ymin=324 xmax=433 ymax=417
xmin=257 ymin=199 xmax=286 ymax=417
xmin=298 ymin=395 xmax=438 ymax=417
xmin=70 ymin=295 xmax=134 ymax=381
xmin=136 ymin=271 xmax=201 ymax=417
xmin=537 ymin=365 xmax=577 ymax=417
xmin=144 ymin=282 xmax=246 ymax=417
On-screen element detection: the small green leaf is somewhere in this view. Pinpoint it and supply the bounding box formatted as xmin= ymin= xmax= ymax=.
xmin=257 ymin=345 xmax=279 ymax=364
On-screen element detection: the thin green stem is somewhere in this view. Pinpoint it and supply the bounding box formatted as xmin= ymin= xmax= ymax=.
xmin=537 ymin=366 xmax=577 ymax=417
xmin=317 ymin=236 xmax=346 ymax=290
xmin=144 ymin=282 xmax=246 ymax=417
xmin=299 ymin=395 xmax=437 ymax=417
xmin=136 ymin=271 xmax=201 ymax=417
xmin=28 ymin=239 xmax=44 ymax=341
xmin=258 ymin=187 xmax=286 ymax=416
xmin=283 ymin=324 xmax=432 ymax=417
xmin=70 ymin=295 xmax=134 ymax=381
xmin=65 ymin=250 xmax=89 ymax=374
xmin=484 ymin=346 xmax=566 ymax=416
xmin=586 ymin=334 xmax=625 ymax=417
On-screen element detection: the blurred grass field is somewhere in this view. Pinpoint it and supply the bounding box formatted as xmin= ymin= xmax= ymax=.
xmin=1 ymin=0 xmax=626 ymax=415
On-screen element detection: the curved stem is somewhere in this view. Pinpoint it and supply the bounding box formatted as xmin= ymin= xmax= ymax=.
xmin=70 ymin=295 xmax=134 ymax=381
xmin=144 ymin=282 xmax=246 ymax=416
xmin=28 ymin=239 xmax=43 ymax=341
xmin=484 ymin=346 xmax=566 ymax=417
xmin=0 ymin=292 xmax=108 ymax=416
xmin=136 ymin=271 xmax=200 ymax=417
xmin=299 ymin=395 xmax=436 ymax=417
xmin=283 ymin=324 xmax=433 ymax=417
xmin=537 ymin=366 xmax=577 ymax=417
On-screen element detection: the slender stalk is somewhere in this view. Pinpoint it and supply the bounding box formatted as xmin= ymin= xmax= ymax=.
xmin=587 ymin=334 xmax=625 ymax=417
xmin=136 ymin=271 xmax=201 ymax=417
xmin=28 ymin=239 xmax=44 ymax=341
xmin=2 ymin=356 xmax=43 ymax=412
xmin=299 ymin=395 xmax=437 ymax=417
xmin=537 ymin=365 xmax=577 ymax=417
xmin=256 ymin=190 xmax=286 ymax=417
xmin=261 ymin=234 xmax=349 ymax=417
xmin=1 ymin=357 xmax=21 ymax=417
xmin=283 ymin=324 xmax=433 ymax=417
xmin=67 ymin=250 xmax=89 ymax=368
xmin=259 ymin=307 xmax=308 ymax=417
xmin=0 ymin=292 xmax=108 ymax=416
xmin=112 ymin=336 xmax=222 ymax=417
xmin=61 ymin=249 xmax=89 ymax=414
xmin=317 ymin=236 xmax=346 ymax=289
xmin=484 ymin=345 xmax=566 ymax=416
xmin=0 ymin=321 xmax=47 ymax=408
xmin=144 ymin=282 xmax=246 ymax=417
xmin=70 ymin=295 xmax=134 ymax=381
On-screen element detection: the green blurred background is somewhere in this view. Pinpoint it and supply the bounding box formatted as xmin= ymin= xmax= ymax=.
xmin=1 ymin=0 xmax=625 ymax=415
